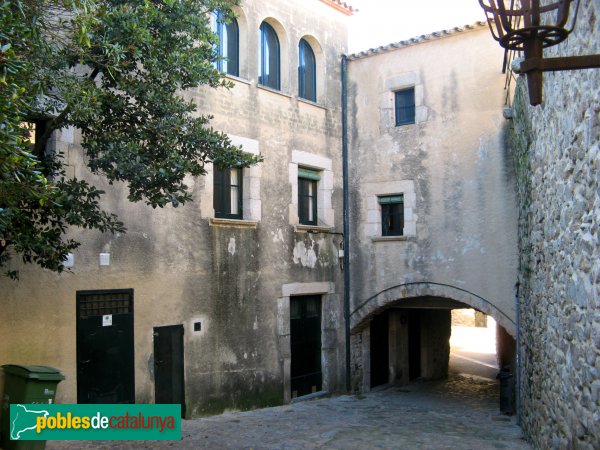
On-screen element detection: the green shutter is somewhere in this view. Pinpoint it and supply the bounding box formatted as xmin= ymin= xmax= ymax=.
xmin=378 ymin=195 xmax=403 ymax=205
xmin=298 ymin=168 xmax=321 ymax=181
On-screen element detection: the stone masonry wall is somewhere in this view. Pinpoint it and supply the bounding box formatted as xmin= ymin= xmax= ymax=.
xmin=507 ymin=2 xmax=600 ymax=448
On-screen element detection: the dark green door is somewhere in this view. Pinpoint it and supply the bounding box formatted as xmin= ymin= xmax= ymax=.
xmin=370 ymin=312 xmax=389 ymax=388
xmin=153 ymin=325 xmax=185 ymax=417
xmin=290 ymin=295 xmax=322 ymax=398
xmin=408 ymin=310 xmax=422 ymax=380
xmin=76 ymin=289 xmax=135 ymax=404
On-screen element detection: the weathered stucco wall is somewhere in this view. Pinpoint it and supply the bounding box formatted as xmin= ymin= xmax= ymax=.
xmin=347 ymin=25 xmax=519 ymax=334
xmin=507 ymin=2 xmax=600 ymax=447
xmin=0 ymin=0 xmax=348 ymax=417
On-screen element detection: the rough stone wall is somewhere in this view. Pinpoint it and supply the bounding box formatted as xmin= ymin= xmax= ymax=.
xmin=0 ymin=0 xmax=348 ymax=417
xmin=506 ymin=2 xmax=600 ymax=447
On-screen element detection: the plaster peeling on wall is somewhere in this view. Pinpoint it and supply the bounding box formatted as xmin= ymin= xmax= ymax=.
xmin=430 ymin=250 xmax=449 ymax=262
xmin=293 ymin=240 xmax=318 ymax=268
xmin=316 ymin=238 xmax=330 ymax=266
xmin=461 ymin=237 xmax=486 ymax=255
xmin=220 ymin=346 xmax=237 ymax=365
xmin=271 ymin=229 xmax=284 ymax=243
xmin=228 ymin=237 xmax=236 ymax=255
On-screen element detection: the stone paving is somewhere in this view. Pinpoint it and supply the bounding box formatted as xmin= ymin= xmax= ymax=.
xmin=47 ymin=375 xmax=531 ymax=450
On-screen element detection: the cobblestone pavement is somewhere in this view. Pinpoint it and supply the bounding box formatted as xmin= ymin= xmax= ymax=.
xmin=47 ymin=375 xmax=531 ymax=450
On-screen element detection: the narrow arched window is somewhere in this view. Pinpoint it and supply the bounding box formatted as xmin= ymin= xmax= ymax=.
xmin=214 ymin=11 xmax=239 ymax=76
xmin=298 ymin=39 xmax=316 ymax=102
xmin=259 ymin=22 xmax=280 ymax=90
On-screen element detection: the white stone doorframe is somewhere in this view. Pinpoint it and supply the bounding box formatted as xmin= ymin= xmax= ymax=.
xmin=277 ymin=282 xmax=336 ymax=404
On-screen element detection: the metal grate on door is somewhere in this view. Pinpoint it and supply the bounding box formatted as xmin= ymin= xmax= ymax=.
xmin=79 ymin=292 xmax=132 ymax=318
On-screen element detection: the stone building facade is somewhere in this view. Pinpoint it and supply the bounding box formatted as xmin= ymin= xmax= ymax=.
xmin=0 ymin=0 xmax=349 ymax=417
xmin=506 ymin=1 xmax=600 ymax=447
xmin=345 ymin=24 xmax=519 ymax=391
xmin=3 ymin=2 xmax=597 ymax=442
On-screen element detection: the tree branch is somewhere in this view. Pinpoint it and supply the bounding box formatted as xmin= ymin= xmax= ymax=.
xmin=33 ymin=66 xmax=101 ymax=158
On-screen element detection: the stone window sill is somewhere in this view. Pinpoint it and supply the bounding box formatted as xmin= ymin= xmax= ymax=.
xmin=257 ymin=84 xmax=293 ymax=98
xmin=294 ymin=224 xmax=334 ymax=234
xmin=209 ymin=218 xmax=258 ymax=229
xmin=297 ymin=97 xmax=328 ymax=111
xmin=371 ymin=235 xmax=415 ymax=242
xmin=226 ymin=75 xmax=252 ymax=85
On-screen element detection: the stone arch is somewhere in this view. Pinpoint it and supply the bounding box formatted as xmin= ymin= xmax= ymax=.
xmin=350 ymin=281 xmax=515 ymax=337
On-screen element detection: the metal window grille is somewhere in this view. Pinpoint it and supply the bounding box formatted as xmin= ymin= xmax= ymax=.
xmin=78 ymin=292 xmax=132 ymax=318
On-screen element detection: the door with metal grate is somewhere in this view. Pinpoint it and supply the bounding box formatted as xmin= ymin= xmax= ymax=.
xmin=76 ymin=289 xmax=135 ymax=404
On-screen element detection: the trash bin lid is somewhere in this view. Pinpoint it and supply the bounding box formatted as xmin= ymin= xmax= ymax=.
xmin=1 ymin=365 xmax=65 ymax=381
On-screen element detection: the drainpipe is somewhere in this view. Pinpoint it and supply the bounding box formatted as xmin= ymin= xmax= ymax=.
xmin=515 ymin=282 xmax=521 ymax=424
xmin=341 ymin=54 xmax=351 ymax=392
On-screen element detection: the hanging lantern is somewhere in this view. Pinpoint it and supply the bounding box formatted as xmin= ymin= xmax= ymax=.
xmin=478 ymin=0 xmax=600 ymax=105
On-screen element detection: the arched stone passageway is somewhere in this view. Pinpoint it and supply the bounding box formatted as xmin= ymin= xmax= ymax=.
xmin=350 ymin=282 xmax=515 ymax=337
xmin=349 ymin=283 xmax=516 ymax=394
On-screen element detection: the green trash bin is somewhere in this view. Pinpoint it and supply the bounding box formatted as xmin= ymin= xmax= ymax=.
xmin=0 ymin=365 xmax=65 ymax=450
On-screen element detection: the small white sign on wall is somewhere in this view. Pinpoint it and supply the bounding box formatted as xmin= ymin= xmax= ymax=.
xmin=102 ymin=314 xmax=112 ymax=327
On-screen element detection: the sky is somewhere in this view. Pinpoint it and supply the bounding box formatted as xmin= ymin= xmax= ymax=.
xmin=347 ymin=0 xmax=486 ymax=53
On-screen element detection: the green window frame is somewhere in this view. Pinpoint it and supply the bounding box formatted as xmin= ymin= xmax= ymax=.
xmin=298 ymin=168 xmax=320 ymax=225
xmin=379 ymin=195 xmax=404 ymax=236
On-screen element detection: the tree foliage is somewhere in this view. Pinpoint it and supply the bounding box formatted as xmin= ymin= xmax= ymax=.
xmin=0 ymin=0 xmax=260 ymax=278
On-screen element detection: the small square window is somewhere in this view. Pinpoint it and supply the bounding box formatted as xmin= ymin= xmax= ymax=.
xmin=395 ymin=88 xmax=415 ymax=126
xmin=214 ymin=167 xmax=243 ymax=219
xmin=379 ymin=195 xmax=404 ymax=236
xmin=298 ymin=167 xmax=320 ymax=226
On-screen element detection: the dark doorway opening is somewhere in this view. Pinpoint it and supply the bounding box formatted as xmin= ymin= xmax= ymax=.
xmin=154 ymin=324 xmax=186 ymax=417
xmin=76 ymin=289 xmax=135 ymax=404
xmin=370 ymin=312 xmax=389 ymax=388
xmin=408 ymin=310 xmax=422 ymax=380
xmin=290 ymin=295 xmax=322 ymax=398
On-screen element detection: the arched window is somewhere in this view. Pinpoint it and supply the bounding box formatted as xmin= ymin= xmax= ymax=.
xmin=259 ymin=22 xmax=280 ymax=90
xmin=214 ymin=11 xmax=239 ymax=77
xmin=298 ymin=39 xmax=316 ymax=102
